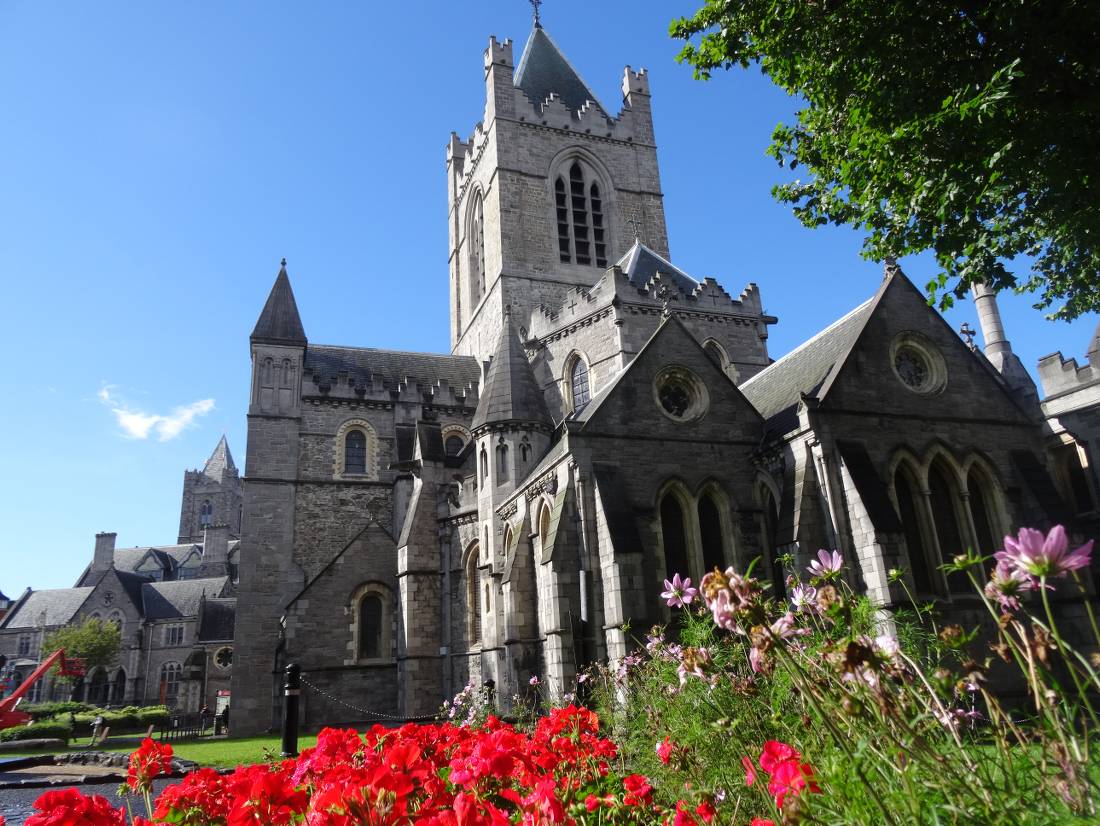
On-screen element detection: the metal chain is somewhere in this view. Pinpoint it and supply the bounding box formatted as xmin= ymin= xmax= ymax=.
xmin=299 ymin=676 xmax=440 ymax=723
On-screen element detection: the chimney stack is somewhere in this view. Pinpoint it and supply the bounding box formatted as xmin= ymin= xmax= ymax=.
xmin=199 ymin=524 xmax=230 ymax=577
xmin=92 ymin=532 xmax=116 ymax=573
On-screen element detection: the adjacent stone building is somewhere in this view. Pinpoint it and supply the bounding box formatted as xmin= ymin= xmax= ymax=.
xmin=0 ymin=439 xmax=239 ymax=712
xmin=229 ymin=16 xmax=1089 ymax=735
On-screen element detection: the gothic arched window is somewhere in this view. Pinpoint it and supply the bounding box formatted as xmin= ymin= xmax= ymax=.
xmin=344 ymin=430 xmax=367 ymax=475
xmin=569 ymin=357 xmax=590 ymax=412
xmin=358 ymin=593 xmax=383 ymax=660
xmin=893 ymin=464 xmax=935 ymax=595
xmin=555 ymin=161 xmax=608 ymax=268
xmin=520 ymin=437 xmax=531 ymax=463
xmin=470 ymin=192 xmax=486 ymax=305
xmin=480 ymin=447 xmax=489 ymax=481
xmin=697 ymin=492 xmax=725 ymax=574
xmin=200 ymin=501 xmax=213 ymax=527
xmin=496 ymin=441 xmax=509 ymax=482
xmin=928 ymin=460 xmax=968 ymax=594
xmin=466 ymin=546 xmax=481 ymax=646
xmin=660 ymin=493 xmax=690 ymax=582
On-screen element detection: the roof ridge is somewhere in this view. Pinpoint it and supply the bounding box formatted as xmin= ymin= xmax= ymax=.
xmin=309 ymin=343 xmax=478 ymax=360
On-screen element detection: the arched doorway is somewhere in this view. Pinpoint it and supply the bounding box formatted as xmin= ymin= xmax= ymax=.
xmin=88 ymin=668 xmax=108 ymax=706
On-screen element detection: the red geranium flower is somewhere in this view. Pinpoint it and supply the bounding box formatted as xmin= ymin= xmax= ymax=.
xmin=127 ymin=737 xmax=174 ymax=794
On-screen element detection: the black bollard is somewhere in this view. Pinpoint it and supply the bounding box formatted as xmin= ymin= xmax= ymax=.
xmin=281 ymin=663 xmax=301 ymax=758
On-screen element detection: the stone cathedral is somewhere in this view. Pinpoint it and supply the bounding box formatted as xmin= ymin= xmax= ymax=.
xmin=229 ymin=18 xmax=1096 ymax=735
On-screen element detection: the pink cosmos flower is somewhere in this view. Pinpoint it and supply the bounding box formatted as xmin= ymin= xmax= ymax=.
xmin=661 ymin=573 xmax=699 ymax=608
xmin=529 ymin=675 xmax=540 ymax=686
xmin=789 ymin=583 xmax=818 ymax=612
xmin=984 ymin=558 xmax=1034 ymax=612
xmin=808 ymin=549 xmax=843 ymax=579
xmin=994 ymin=525 xmax=1092 ymax=581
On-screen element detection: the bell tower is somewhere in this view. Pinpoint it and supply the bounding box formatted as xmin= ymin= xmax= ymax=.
xmin=447 ymin=17 xmax=668 ymax=359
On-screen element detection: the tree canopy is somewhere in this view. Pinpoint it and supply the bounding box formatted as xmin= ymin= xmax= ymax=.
xmin=43 ymin=616 xmax=121 ymax=679
xmin=671 ymin=1 xmax=1100 ymax=320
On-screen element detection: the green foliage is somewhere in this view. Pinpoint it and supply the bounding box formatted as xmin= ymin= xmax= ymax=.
xmin=0 ymin=719 xmax=73 ymax=743
xmin=19 ymin=700 xmax=92 ymax=721
xmin=71 ymin=705 xmax=169 ymax=734
xmin=41 ymin=616 xmax=122 ymax=679
xmin=589 ymin=548 xmax=1100 ymax=824
xmin=671 ymin=1 xmax=1100 ymax=320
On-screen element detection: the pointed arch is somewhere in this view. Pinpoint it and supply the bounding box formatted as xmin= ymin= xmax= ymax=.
xmin=349 ymin=582 xmax=393 ymax=663
xmin=890 ymin=452 xmax=937 ymax=596
xmin=563 ymin=350 xmax=593 ymax=414
xmin=468 ymin=189 xmax=487 ymax=306
xmin=962 ymin=454 xmax=1007 ymax=556
xmin=754 ymin=476 xmax=786 ymax=600
xmin=695 ymin=480 xmax=732 ymax=574
xmin=464 ymin=541 xmax=482 ymax=647
xmin=927 ymin=455 xmax=968 ymax=593
xmin=548 ymin=148 xmax=614 ymax=268
xmin=658 ymin=482 xmax=694 ymax=582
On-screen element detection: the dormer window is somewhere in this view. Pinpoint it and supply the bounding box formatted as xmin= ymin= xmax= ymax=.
xmin=555 ymin=161 xmax=607 ymax=267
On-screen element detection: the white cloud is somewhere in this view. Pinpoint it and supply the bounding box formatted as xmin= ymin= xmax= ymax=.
xmin=98 ymin=385 xmax=215 ymax=442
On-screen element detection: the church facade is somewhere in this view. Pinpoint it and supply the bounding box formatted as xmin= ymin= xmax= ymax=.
xmin=229 ymin=20 xmax=1092 ymax=735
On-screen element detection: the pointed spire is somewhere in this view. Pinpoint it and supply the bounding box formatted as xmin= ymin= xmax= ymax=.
xmin=251 ymin=259 xmax=307 ymax=345
xmin=203 ymin=435 xmax=237 ymax=479
xmin=514 ymin=25 xmax=603 ymax=112
xmin=971 ymin=281 xmax=1041 ymax=414
xmin=471 ymin=314 xmax=551 ymax=431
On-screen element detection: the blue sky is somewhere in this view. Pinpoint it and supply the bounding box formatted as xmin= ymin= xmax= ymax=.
xmin=0 ymin=1 xmax=1093 ymax=592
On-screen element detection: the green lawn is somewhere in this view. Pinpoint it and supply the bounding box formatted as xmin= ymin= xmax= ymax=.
xmin=0 ymin=734 xmax=319 ymax=770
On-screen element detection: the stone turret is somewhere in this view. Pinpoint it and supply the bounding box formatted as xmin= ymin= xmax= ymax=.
xmin=971 ymin=282 xmax=1041 ymax=414
xmin=199 ymin=524 xmax=231 ymax=578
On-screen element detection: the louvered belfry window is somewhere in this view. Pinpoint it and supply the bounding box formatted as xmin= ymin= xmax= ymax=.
xmin=555 ymin=161 xmax=608 ymax=268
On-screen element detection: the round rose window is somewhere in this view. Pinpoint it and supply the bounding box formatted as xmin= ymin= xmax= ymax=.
xmin=653 ymin=367 xmax=709 ymax=421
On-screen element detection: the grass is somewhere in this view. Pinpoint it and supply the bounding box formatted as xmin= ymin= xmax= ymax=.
xmin=0 ymin=734 xmax=320 ymax=770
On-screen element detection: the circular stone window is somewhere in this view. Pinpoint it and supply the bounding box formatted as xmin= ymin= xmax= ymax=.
xmin=213 ymin=647 xmax=233 ymax=670
xmin=653 ymin=366 xmax=709 ymax=421
xmin=890 ymin=334 xmax=947 ymax=395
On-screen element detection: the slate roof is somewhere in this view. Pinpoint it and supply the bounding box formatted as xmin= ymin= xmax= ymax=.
xmin=305 ymin=345 xmax=480 ymax=393
xmin=514 ymin=26 xmax=604 ymax=113
xmin=141 ymin=578 xmax=229 ymax=620
xmin=2 ymin=588 xmax=93 ymax=629
xmin=78 ymin=541 xmax=239 ymax=586
xmin=251 ymin=261 xmax=307 ymax=344
xmin=472 ymin=320 xmax=551 ymax=430
xmin=740 ymin=296 xmax=876 ymax=427
xmin=197 ymin=598 xmax=236 ymax=642
xmin=616 ymin=242 xmax=700 ymax=296
xmin=202 ymin=435 xmax=236 ymax=479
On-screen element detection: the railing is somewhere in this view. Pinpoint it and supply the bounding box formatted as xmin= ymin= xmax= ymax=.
xmin=158 ymin=712 xmax=211 ymax=742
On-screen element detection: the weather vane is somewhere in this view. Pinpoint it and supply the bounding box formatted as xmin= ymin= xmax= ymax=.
xmin=530 ymin=0 xmax=542 ymax=28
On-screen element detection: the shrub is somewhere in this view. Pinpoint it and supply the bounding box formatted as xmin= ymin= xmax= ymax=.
xmin=0 ymin=719 xmax=73 ymax=743
xmin=18 ymin=700 xmax=91 ymax=721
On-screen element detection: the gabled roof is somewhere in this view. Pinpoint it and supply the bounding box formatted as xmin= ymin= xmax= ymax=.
xmin=514 ymin=26 xmax=605 ymax=113
xmin=740 ymin=295 xmax=877 ymax=426
xmin=1 ymin=588 xmax=93 ymax=629
xmin=616 ymin=241 xmax=700 ymax=296
xmin=141 ymin=577 xmax=228 ymax=620
xmin=251 ymin=260 xmax=307 ymax=345
xmin=202 ymin=435 xmax=236 ymax=479
xmin=471 ymin=319 xmax=551 ymax=431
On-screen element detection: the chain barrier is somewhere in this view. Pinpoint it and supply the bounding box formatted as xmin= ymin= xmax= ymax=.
xmin=299 ymin=676 xmax=440 ymax=723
